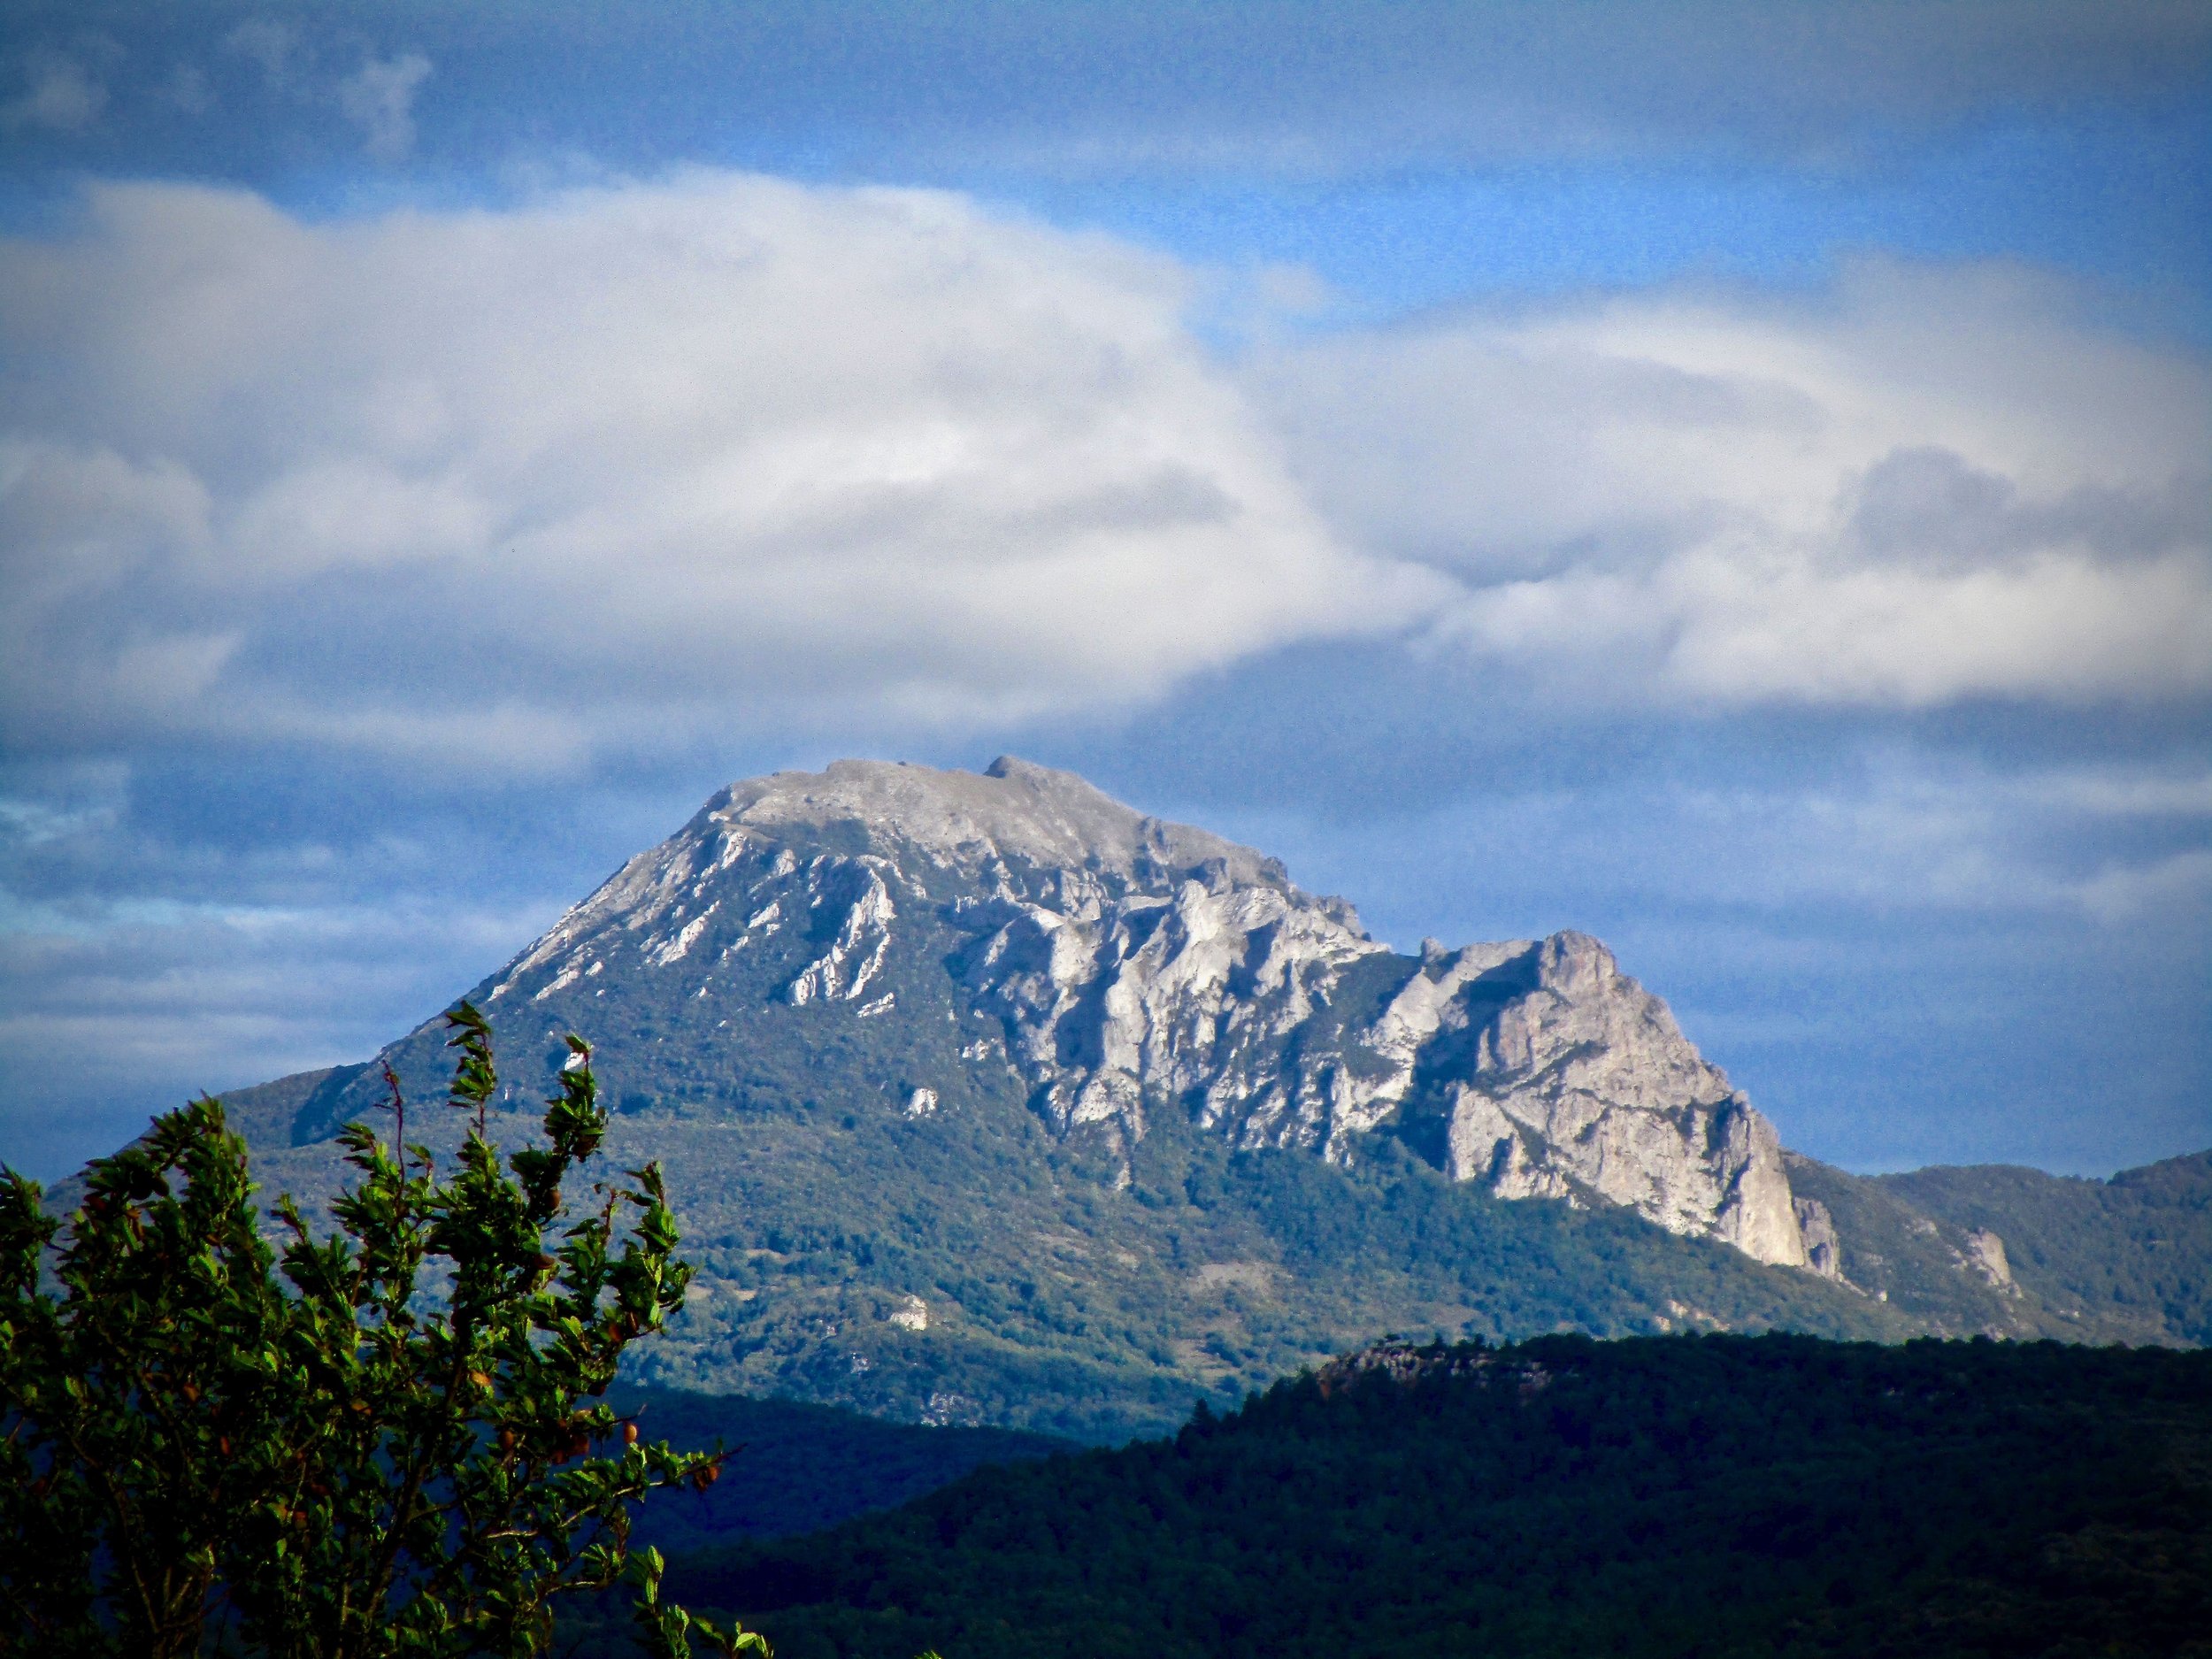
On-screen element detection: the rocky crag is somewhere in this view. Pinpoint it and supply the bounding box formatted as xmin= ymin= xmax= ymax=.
xmin=214 ymin=759 xmax=2197 ymax=1433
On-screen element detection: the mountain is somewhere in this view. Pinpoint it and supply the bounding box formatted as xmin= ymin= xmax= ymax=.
xmin=648 ymin=1333 xmax=2212 ymax=1659
xmin=288 ymin=757 xmax=1807 ymax=1263
xmin=210 ymin=759 xmax=2204 ymax=1435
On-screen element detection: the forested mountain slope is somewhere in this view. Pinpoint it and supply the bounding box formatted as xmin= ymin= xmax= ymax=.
xmin=608 ymin=1389 xmax=1069 ymax=1556
xmin=658 ymin=1334 xmax=2212 ymax=1659
xmin=1786 ymin=1151 xmax=2212 ymax=1347
xmin=229 ymin=1068 xmax=1901 ymax=1440
xmin=1881 ymin=1153 xmax=2212 ymax=1344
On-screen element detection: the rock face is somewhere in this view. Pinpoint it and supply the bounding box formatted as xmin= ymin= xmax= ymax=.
xmin=1433 ymin=933 xmax=1808 ymax=1268
xmin=1794 ymin=1198 xmax=1844 ymax=1281
xmin=426 ymin=757 xmax=1809 ymax=1268
xmin=1962 ymin=1228 xmax=2016 ymax=1292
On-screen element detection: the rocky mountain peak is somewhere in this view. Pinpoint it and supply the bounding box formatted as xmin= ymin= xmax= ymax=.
xmin=322 ymin=757 xmax=1813 ymax=1271
xmin=212 ymin=761 xmax=2211 ymax=1429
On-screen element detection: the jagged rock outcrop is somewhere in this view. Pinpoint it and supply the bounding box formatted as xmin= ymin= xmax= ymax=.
xmin=1434 ymin=933 xmax=1808 ymax=1267
xmin=425 ymin=757 xmax=1816 ymax=1267
xmin=1314 ymin=1337 xmax=1550 ymax=1396
xmin=1794 ymin=1198 xmax=1843 ymax=1281
xmin=1962 ymin=1228 xmax=2016 ymax=1293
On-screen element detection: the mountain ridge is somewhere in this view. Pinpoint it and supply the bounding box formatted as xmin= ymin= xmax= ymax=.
xmin=174 ymin=757 xmax=2206 ymax=1432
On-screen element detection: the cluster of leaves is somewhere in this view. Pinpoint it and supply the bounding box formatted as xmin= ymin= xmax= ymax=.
xmin=663 ymin=1333 xmax=2212 ymax=1659
xmin=0 ymin=1003 xmax=767 ymax=1659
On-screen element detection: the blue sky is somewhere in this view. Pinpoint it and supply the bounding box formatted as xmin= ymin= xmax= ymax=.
xmin=2 ymin=1 xmax=2207 ymax=1180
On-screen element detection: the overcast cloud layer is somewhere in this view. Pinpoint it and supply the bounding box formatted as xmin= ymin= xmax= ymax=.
xmin=5 ymin=177 xmax=2207 ymax=785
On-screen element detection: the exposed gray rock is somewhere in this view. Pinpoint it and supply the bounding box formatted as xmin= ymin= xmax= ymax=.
xmin=713 ymin=755 xmax=1289 ymax=891
xmin=1962 ymin=1227 xmax=2016 ymax=1292
xmin=1437 ymin=933 xmax=1808 ymax=1268
xmin=475 ymin=757 xmax=1811 ymax=1266
xmin=1794 ymin=1197 xmax=1844 ymax=1282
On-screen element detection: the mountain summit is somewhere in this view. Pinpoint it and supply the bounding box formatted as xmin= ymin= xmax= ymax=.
xmin=705 ymin=756 xmax=1290 ymax=888
xmin=229 ymin=759 xmax=2196 ymax=1434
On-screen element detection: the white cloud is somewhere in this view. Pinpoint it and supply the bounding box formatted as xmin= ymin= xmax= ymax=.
xmin=338 ymin=52 xmax=432 ymax=161
xmin=2 ymin=52 xmax=106 ymax=132
xmin=4 ymin=182 xmax=2201 ymax=785
xmin=2033 ymin=768 xmax=2212 ymax=817
xmin=0 ymin=175 xmax=1430 ymax=769
xmin=169 ymin=62 xmax=213 ymax=116
xmin=1251 ymin=261 xmax=2212 ymax=706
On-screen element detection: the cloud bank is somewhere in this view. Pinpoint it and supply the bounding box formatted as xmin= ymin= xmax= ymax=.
xmin=0 ymin=170 xmax=2204 ymax=1179
xmin=1253 ymin=262 xmax=2212 ymax=706
xmin=0 ymin=174 xmax=1427 ymax=770
xmin=3 ymin=177 xmax=2205 ymax=795
xmin=4 ymin=178 xmax=2207 ymax=788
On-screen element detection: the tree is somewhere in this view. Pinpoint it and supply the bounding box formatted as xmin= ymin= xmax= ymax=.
xmin=0 ymin=1088 xmax=292 ymax=1657
xmin=0 ymin=1004 xmax=767 ymax=1658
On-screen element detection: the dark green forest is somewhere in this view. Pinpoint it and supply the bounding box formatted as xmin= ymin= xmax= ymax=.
xmin=607 ymin=1390 xmax=1069 ymax=1558
xmin=637 ymin=1334 xmax=2211 ymax=1659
